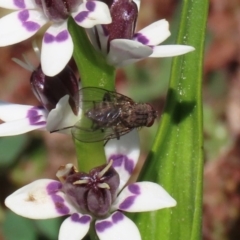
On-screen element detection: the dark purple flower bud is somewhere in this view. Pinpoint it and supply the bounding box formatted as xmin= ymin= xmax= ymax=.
xmin=101 ymin=0 xmax=138 ymax=42
xmin=62 ymin=162 xmax=120 ymax=218
xmin=35 ymin=0 xmax=81 ymax=22
xmin=30 ymin=65 xmax=79 ymax=115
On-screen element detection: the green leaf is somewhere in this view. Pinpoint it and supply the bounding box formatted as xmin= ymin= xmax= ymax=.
xmin=133 ymin=1 xmax=208 ymax=240
xmin=0 ymin=135 xmax=29 ymax=169
xmin=34 ymin=218 xmax=61 ymax=239
xmin=68 ymin=19 xmax=116 ymax=171
xmin=2 ymin=211 xmax=36 ymax=240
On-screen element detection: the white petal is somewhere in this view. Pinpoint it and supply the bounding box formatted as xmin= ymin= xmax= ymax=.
xmin=72 ymin=1 xmax=111 ymax=28
xmin=0 ymin=118 xmax=46 ymax=136
xmin=59 ymin=214 xmax=92 ymax=240
xmin=107 ymin=39 xmax=152 ymax=66
xmin=46 ymin=95 xmax=81 ymax=134
xmin=105 ymin=130 xmax=140 ymax=191
xmin=0 ymin=102 xmax=46 ymax=121
xmin=41 ymin=22 xmax=73 ymax=76
xmin=112 ymin=182 xmax=177 ymax=212
xmin=0 ymin=0 xmax=37 ymax=9
xmin=0 ymin=10 xmax=47 ymax=46
xmin=150 ymin=45 xmax=195 ymax=57
xmin=5 ymin=179 xmax=77 ymax=219
xmin=135 ymin=19 xmax=170 ymax=46
xmin=95 ymin=211 xmax=141 ymax=240
xmin=0 ymin=104 xmax=47 ymax=136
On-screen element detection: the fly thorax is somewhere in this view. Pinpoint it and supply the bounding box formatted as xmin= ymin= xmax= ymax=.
xmin=35 ymin=0 xmax=81 ymax=22
xmin=58 ymin=162 xmax=120 ymax=218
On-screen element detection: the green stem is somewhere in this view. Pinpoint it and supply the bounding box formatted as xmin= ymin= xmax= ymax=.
xmin=68 ymin=18 xmax=116 ymax=171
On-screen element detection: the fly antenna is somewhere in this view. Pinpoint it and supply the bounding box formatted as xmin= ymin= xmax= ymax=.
xmin=50 ymin=126 xmax=73 ymax=133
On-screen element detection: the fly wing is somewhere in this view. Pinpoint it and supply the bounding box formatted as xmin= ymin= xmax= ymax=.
xmin=71 ymin=124 xmax=133 ymax=142
xmin=78 ymin=87 xmax=134 ymax=110
xmin=71 ymin=87 xmax=134 ymax=142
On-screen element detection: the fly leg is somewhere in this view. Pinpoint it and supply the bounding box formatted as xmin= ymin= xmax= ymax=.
xmin=103 ymin=92 xmax=111 ymax=102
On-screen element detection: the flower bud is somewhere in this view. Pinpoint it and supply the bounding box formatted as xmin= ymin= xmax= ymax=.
xmin=61 ymin=162 xmax=120 ymax=218
xmin=30 ymin=65 xmax=79 ymax=115
xmin=102 ymin=0 xmax=138 ymax=42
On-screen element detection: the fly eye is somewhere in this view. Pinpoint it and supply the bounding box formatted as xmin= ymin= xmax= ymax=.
xmin=146 ymin=117 xmax=155 ymax=127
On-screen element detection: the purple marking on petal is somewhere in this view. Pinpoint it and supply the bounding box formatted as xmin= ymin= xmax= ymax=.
xmin=46 ymin=181 xmax=70 ymax=215
xmin=51 ymin=194 xmax=70 ymax=215
xmin=86 ymin=1 xmax=96 ymax=12
xmin=18 ymin=10 xmax=40 ymax=32
xmin=44 ymin=30 xmax=69 ymax=44
xmin=109 ymin=154 xmax=134 ymax=174
xmin=23 ymin=21 xmax=40 ymax=32
xmin=112 ymin=211 xmax=124 ymax=223
xmin=134 ymin=33 xmax=149 ymax=45
xmin=124 ymin=157 xmax=134 ymax=174
xmin=51 ymin=194 xmax=64 ymax=202
xmin=79 ymin=215 xmax=91 ymax=224
xmin=71 ymin=213 xmax=91 ymax=224
xmin=27 ymin=107 xmax=45 ymax=126
xmin=74 ymin=11 xmax=89 ymax=23
xmin=109 ymin=154 xmax=124 ymax=167
xmin=95 ymin=220 xmax=113 ymax=233
xmin=47 ymin=181 xmax=62 ymax=194
xmin=118 ymin=196 xmax=137 ymax=210
xmin=71 ymin=213 xmax=79 ymax=221
xmin=128 ymin=183 xmax=140 ymax=194
xmin=18 ymin=10 xmax=29 ymax=22
xmin=56 ymin=30 xmax=69 ymax=42
xmin=14 ymin=0 xmax=26 ymax=8
xmin=44 ymin=33 xmax=54 ymax=43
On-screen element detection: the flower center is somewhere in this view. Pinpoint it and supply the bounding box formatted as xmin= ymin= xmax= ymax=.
xmin=35 ymin=0 xmax=81 ymax=22
xmin=58 ymin=161 xmax=120 ymax=218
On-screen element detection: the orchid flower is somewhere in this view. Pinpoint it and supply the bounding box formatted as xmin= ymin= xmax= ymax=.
xmin=0 ymin=0 xmax=111 ymax=76
xmin=88 ymin=0 xmax=195 ymax=66
xmin=0 ymin=55 xmax=81 ymax=136
xmin=5 ymin=131 xmax=176 ymax=240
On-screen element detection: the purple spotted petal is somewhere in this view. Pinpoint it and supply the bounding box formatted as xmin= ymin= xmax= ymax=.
xmin=0 ymin=0 xmax=37 ymax=10
xmin=5 ymin=179 xmax=78 ymax=219
xmin=41 ymin=22 xmax=73 ymax=76
xmin=0 ymin=10 xmax=47 ymax=46
xmin=134 ymin=19 xmax=170 ymax=46
xmin=105 ymin=130 xmax=140 ymax=191
xmin=59 ymin=213 xmax=92 ymax=240
xmin=72 ymin=0 xmax=111 ymax=28
xmin=0 ymin=103 xmax=47 ymax=136
xmin=95 ymin=211 xmax=141 ymax=240
xmin=113 ymin=182 xmax=177 ymax=212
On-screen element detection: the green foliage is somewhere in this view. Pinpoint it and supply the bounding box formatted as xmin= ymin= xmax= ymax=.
xmin=133 ymin=0 xmax=208 ymax=240
xmin=2 ymin=211 xmax=61 ymax=240
xmin=3 ymin=211 xmax=36 ymax=240
xmin=0 ymin=135 xmax=28 ymax=170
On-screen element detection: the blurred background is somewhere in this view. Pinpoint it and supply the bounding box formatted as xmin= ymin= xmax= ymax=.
xmin=0 ymin=0 xmax=239 ymax=239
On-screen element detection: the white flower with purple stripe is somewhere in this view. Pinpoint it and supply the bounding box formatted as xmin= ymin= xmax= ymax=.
xmin=5 ymin=131 xmax=176 ymax=240
xmin=0 ymin=0 xmax=111 ymax=76
xmin=88 ymin=0 xmax=194 ymax=66
xmin=0 ymin=95 xmax=80 ymax=136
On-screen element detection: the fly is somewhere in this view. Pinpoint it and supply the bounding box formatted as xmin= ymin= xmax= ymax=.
xmin=53 ymin=87 xmax=157 ymax=143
